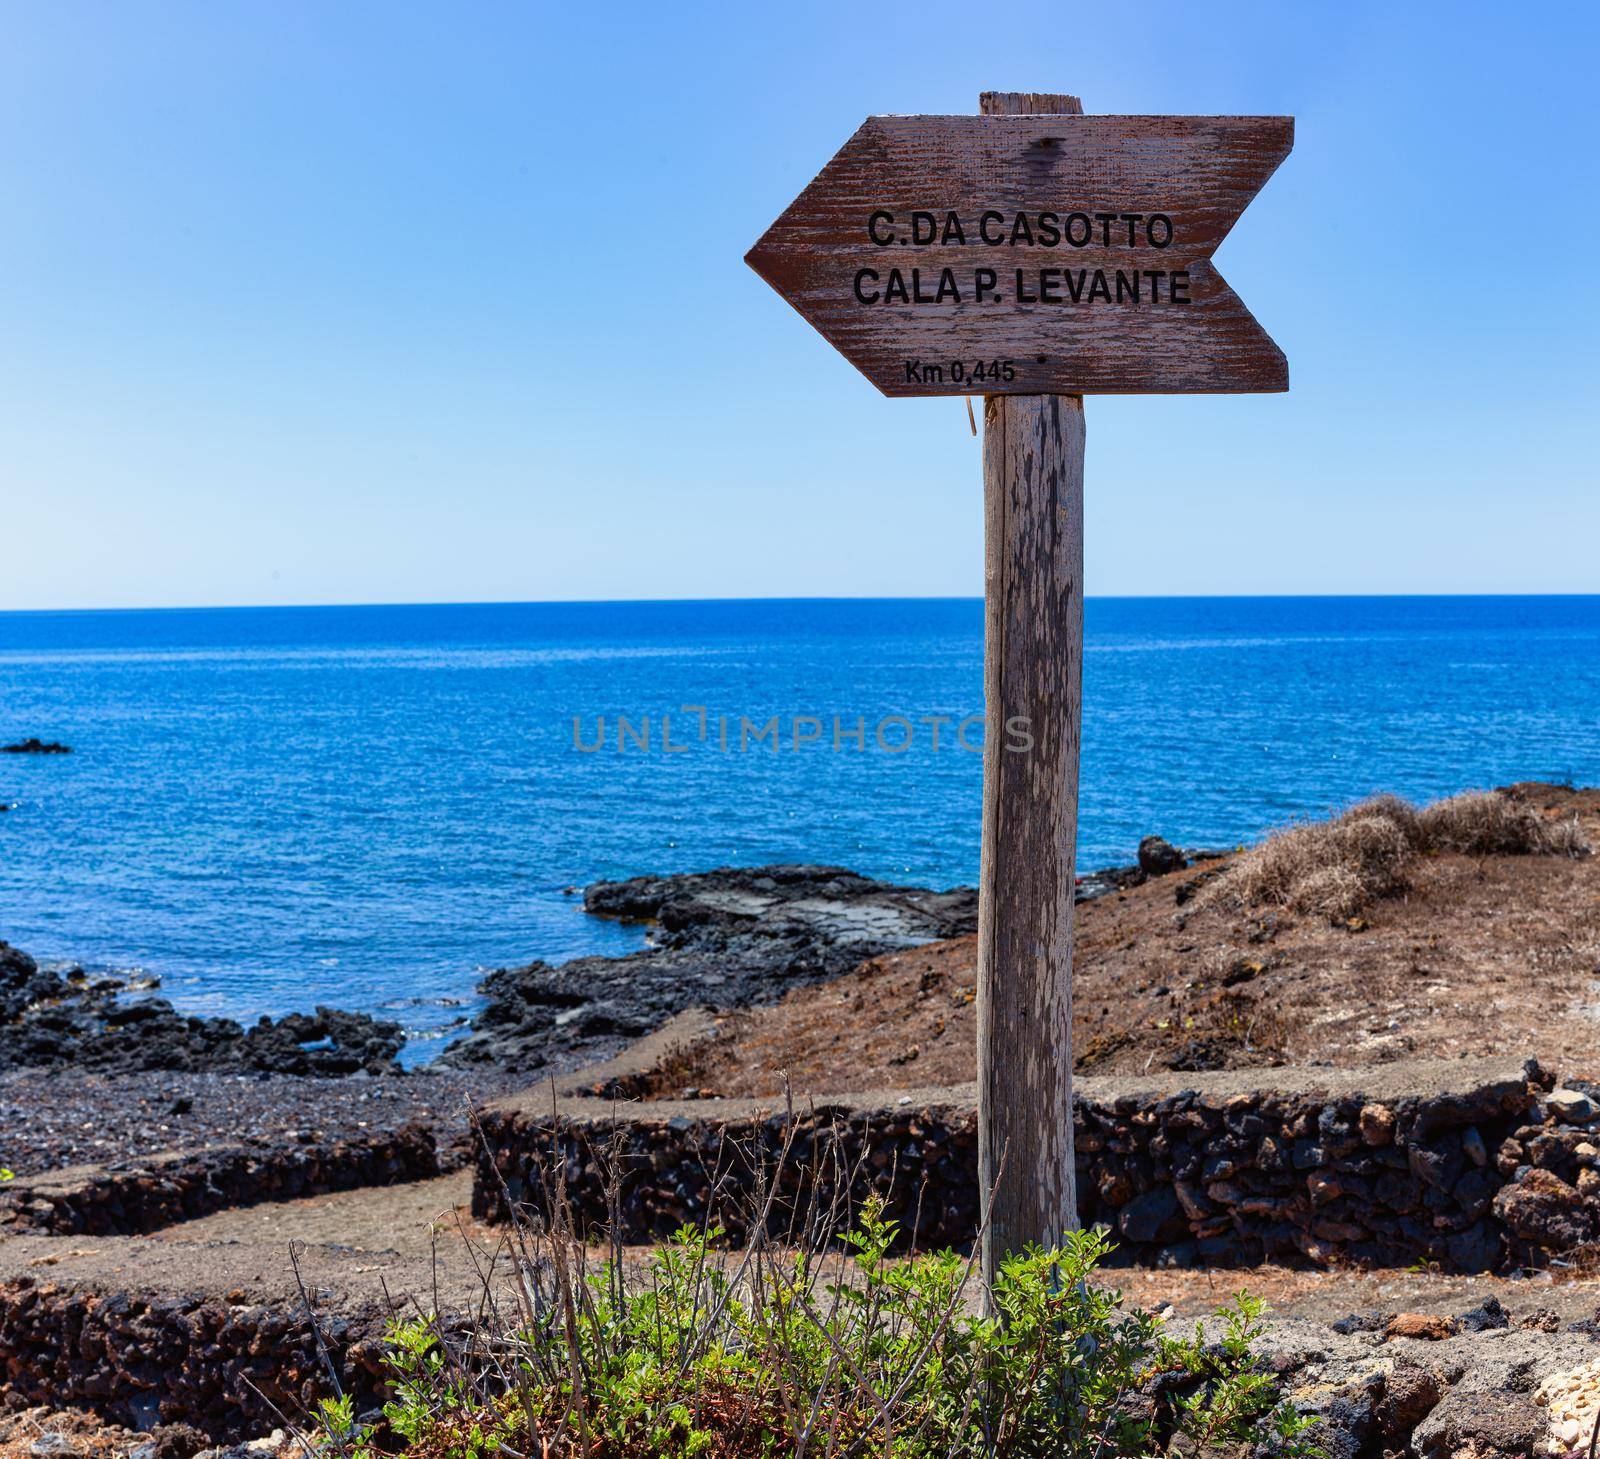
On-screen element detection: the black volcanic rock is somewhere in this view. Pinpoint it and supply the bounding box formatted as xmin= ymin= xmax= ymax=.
xmin=0 ymin=940 xmax=403 ymax=1076
xmin=581 ymin=863 xmax=979 ymax=934
xmin=440 ymin=864 xmax=979 ymax=1075
xmin=2 ymin=941 xmax=68 ymax=1022
xmin=1137 ymin=835 xmax=1187 ymax=877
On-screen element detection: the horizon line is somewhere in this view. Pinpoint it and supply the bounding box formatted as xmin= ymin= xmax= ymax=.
xmin=3 ymin=588 xmax=1600 ymax=617
xmin=3 ymin=590 xmax=1600 ymax=617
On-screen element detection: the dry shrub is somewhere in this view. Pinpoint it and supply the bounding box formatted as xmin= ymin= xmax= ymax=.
xmin=1416 ymin=790 xmax=1591 ymax=859
xmin=1203 ymin=806 xmax=1415 ymax=921
xmin=1198 ymin=787 xmax=1589 ymax=923
xmin=1344 ymin=792 xmax=1425 ymax=848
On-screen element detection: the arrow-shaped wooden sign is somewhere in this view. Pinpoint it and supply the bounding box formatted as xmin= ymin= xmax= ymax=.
xmin=746 ymin=114 xmax=1292 ymax=395
xmin=744 ymin=91 xmax=1296 ymax=1291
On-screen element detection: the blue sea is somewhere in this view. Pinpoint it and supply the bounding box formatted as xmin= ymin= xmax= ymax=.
xmin=1 ymin=597 xmax=1596 ymax=1064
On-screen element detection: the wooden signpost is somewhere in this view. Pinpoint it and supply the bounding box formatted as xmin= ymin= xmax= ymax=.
xmin=746 ymin=91 xmax=1291 ymax=1288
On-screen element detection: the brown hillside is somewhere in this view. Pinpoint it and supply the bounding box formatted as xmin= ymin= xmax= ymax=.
xmin=609 ymin=783 xmax=1600 ymax=1099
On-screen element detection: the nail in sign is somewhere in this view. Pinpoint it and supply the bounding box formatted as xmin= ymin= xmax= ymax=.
xmin=746 ymin=114 xmax=1292 ymax=396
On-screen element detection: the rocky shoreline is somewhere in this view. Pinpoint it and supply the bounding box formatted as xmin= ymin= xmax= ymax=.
xmin=0 ymin=864 xmax=982 ymax=1092
xmin=439 ymin=863 xmax=982 ymax=1074
xmin=2 ymin=847 xmax=1198 ymax=1097
xmin=440 ymin=844 xmax=1203 ymax=1076
xmin=1 ymin=944 xmax=404 ymax=1079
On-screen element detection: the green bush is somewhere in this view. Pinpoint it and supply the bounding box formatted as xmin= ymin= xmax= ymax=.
xmin=314 ymin=1200 xmax=1318 ymax=1459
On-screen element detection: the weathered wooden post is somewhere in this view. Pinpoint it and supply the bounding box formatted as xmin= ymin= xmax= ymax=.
xmin=975 ymin=89 xmax=1085 ymax=1288
xmin=745 ymin=93 xmax=1291 ymax=1282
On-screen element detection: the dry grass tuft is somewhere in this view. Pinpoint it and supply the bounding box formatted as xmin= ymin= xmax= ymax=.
xmin=1206 ymin=807 xmax=1414 ymax=922
xmin=1416 ymin=790 xmax=1590 ymax=859
xmin=1201 ymin=788 xmax=1590 ymax=922
xmin=1344 ymin=793 xmax=1425 ymax=848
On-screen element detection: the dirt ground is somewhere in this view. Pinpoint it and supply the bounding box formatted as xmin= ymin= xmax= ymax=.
xmin=607 ymin=783 xmax=1600 ymax=1099
xmin=7 ymin=1171 xmax=1600 ymax=1331
xmin=0 ymin=1173 xmax=489 ymax=1308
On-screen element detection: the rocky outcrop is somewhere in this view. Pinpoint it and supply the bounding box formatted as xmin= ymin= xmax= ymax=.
xmin=1138 ymin=835 xmax=1187 ymax=876
xmin=579 ymin=864 xmax=979 ymax=929
xmin=0 ymin=940 xmax=63 ymax=1023
xmin=0 ymin=943 xmax=403 ymax=1077
xmin=1259 ymin=1314 xmax=1596 ymax=1459
xmin=471 ymin=1058 xmax=1577 ymax=1273
xmin=440 ymin=865 xmax=980 ymax=1074
xmin=0 ymin=738 xmax=71 ymax=753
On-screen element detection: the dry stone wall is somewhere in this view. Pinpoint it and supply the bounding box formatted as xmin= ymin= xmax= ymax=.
xmin=472 ymin=1058 xmax=1599 ymax=1273
xmin=0 ymin=1125 xmax=440 ymax=1237
xmin=0 ymin=1278 xmax=395 ymax=1442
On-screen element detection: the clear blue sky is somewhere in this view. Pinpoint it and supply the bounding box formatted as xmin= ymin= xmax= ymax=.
xmin=2 ymin=1 xmax=1595 ymax=610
